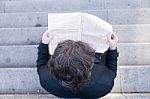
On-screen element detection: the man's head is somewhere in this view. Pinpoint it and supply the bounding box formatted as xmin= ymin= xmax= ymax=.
xmin=48 ymin=40 xmax=95 ymax=91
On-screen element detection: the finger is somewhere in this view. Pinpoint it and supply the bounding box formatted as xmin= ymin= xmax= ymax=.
xmin=44 ymin=30 xmax=51 ymax=38
xmin=48 ymin=31 xmax=54 ymax=40
xmin=43 ymin=30 xmax=48 ymax=36
xmin=109 ymin=33 xmax=115 ymax=40
xmin=107 ymin=33 xmax=113 ymax=41
xmin=113 ymin=32 xmax=118 ymax=40
xmin=46 ymin=31 xmax=49 ymax=37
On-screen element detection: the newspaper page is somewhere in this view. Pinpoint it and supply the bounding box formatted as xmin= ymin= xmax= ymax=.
xmin=48 ymin=12 xmax=113 ymax=55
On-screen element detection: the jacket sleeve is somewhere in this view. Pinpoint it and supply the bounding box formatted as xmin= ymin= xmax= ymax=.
xmin=105 ymin=49 xmax=119 ymax=75
xmin=36 ymin=42 xmax=51 ymax=68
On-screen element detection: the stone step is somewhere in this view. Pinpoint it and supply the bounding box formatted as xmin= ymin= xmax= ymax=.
xmin=0 ymin=94 xmax=57 ymax=99
xmin=0 ymin=9 xmax=150 ymax=28
xmin=0 ymin=43 xmax=150 ymax=68
xmin=0 ymin=0 xmax=149 ymax=13
xmin=107 ymin=9 xmax=150 ymax=25
xmin=102 ymin=93 xmax=150 ymax=99
xmin=105 ymin=0 xmax=150 ymax=9
xmin=0 ymin=93 xmax=150 ymax=99
xmin=114 ymin=24 xmax=150 ymax=43
xmin=0 ymin=66 xmax=149 ymax=93
xmin=0 ymin=24 xmax=150 ymax=46
xmin=0 ymin=0 xmax=104 ymax=13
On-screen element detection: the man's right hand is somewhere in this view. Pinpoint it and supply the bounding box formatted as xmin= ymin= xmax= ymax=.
xmin=42 ymin=30 xmax=54 ymax=44
xmin=107 ymin=32 xmax=118 ymax=50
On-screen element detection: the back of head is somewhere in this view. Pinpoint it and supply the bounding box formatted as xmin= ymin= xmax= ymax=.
xmin=48 ymin=40 xmax=95 ymax=91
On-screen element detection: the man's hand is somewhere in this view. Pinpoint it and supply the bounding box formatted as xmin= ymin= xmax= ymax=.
xmin=107 ymin=32 xmax=118 ymax=50
xmin=42 ymin=30 xmax=54 ymax=44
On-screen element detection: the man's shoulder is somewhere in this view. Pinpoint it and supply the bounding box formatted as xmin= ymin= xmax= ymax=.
xmin=98 ymin=69 xmax=115 ymax=86
xmin=91 ymin=65 xmax=116 ymax=87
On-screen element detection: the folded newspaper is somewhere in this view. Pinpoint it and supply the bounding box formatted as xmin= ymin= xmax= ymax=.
xmin=48 ymin=12 xmax=113 ymax=55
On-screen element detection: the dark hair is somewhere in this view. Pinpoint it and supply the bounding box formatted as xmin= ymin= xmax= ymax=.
xmin=48 ymin=40 xmax=95 ymax=91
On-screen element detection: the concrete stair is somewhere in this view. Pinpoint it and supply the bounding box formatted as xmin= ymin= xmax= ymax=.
xmin=0 ymin=0 xmax=150 ymax=98
xmin=0 ymin=94 xmax=150 ymax=99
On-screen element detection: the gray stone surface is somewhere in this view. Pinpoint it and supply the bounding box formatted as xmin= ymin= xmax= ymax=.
xmin=140 ymin=0 xmax=150 ymax=8
xmin=0 ymin=1 xmax=5 ymax=13
xmin=102 ymin=93 xmax=150 ymax=99
xmin=1 ymin=0 xmax=22 ymax=1
xmin=0 ymin=45 xmax=38 ymax=67
xmin=118 ymin=43 xmax=150 ymax=65
xmin=105 ymin=0 xmax=141 ymax=9
xmin=108 ymin=9 xmax=150 ymax=25
xmin=4 ymin=0 xmax=104 ymax=13
xmin=0 ymin=67 xmax=150 ymax=93
xmin=0 ymin=24 xmax=150 ymax=46
xmin=0 ymin=0 xmax=149 ymax=13
xmin=0 ymin=27 xmax=47 ymax=45
xmin=105 ymin=0 xmax=150 ymax=9
xmin=0 ymin=12 xmax=48 ymax=28
xmin=1 ymin=9 xmax=150 ymax=28
xmin=0 ymin=44 xmax=150 ymax=67
xmin=120 ymin=66 xmax=150 ymax=92
xmin=0 ymin=68 xmax=47 ymax=94
xmin=0 ymin=11 xmax=107 ymax=28
xmin=0 ymin=93 xmax=149 ymax=99
xmin=0 ymin=94 xmax=57 ymax=99
xmin=113 ymin=24 xmax=150 ymax=43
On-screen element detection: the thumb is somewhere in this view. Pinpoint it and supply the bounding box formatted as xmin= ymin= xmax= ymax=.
xmin=49 ymin=32 xmax=54 ymax=39
xmin=107 ymin=33 xmax=112 ymax=42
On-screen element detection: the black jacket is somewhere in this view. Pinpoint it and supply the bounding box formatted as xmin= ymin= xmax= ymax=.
xmin=36 ymin=42 xmax=119 ymax=98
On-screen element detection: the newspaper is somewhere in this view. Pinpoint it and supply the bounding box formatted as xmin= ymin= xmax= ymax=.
xmin=48 ymin=12 xmax=113 ymax=55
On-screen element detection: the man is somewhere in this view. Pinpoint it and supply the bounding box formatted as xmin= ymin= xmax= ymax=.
xmin=36 ymin=30 xmax=119 ymax=99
